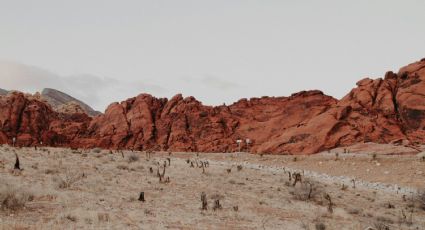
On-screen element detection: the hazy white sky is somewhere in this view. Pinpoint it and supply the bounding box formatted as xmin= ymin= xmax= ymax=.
xmin=1 ymin=0 xmax=424 ymax=111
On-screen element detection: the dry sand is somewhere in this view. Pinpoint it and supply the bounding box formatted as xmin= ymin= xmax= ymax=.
xmin=0 ymin=144 xmax=425 ymax=229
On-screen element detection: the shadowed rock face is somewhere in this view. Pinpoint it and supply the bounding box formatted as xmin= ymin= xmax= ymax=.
xmin=41 ymin=88 xmax=101 ymax=117
xmin=1 ymin=59 xmax=425 ymax=154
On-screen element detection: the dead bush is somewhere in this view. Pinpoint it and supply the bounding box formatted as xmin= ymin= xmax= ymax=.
xmin=128 ymin=154 xmax=140 ymax=163
xmin=45 ymin=168 xmax=60 ymax=174
xmin=53 ymin=171 xmax=84 ymax=189
xmin=347 ymin=208 xmax=361 ymax=215
xmin=315 ymin=222 xmax=326 ymax=230
xmin=415 ymin=190 xmax=425 ymax=210
xmin=0 ymin=185 xmax=34 ymax=211
xmin=63 ymin=214 xmax=78 ymax=222
xmin=291 ymin=179 xmax=323 ymax=201
xmin=117 ymin=165 xmax=129 ymax=170
xmin=98 ymin=212 xmax=110 ymax=222
xmin=373 ymin=221 xmax=390 ymax=230
xmin=92 ymin=148 xmax=102 ymax=154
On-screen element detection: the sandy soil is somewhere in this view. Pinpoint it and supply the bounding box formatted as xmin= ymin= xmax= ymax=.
xmin=0 ymin=145 xmax=425 ymax=229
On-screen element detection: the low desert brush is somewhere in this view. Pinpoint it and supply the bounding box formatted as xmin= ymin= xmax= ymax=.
xmin=0 ymin=185 xmax=34 ymax=211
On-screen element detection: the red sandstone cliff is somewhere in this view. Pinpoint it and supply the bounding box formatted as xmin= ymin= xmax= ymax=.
xmin=1 ymin=59 xmax=425 ymax=154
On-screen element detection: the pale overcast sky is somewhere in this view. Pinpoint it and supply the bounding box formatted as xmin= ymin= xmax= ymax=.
xmin=1 ymin=0 xmax=424 ymax=111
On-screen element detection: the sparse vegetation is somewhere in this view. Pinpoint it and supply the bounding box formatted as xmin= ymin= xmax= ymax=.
xmin=315 ymin=222 xmax=326 ymax=230
xmin=0 ymin=185 xmax=34 ymax=211
xmin=92 ymin=148 xmax=102 ymax=154
xmin=128 ymin=154 xmax=140 ymax=163
xmin=1 ymin=146 xmax=425 ymax=228
xmin=201 ymin=192 xmax=207 ymax=210
xmin=53 ymin=170 xmax=84 ymax=189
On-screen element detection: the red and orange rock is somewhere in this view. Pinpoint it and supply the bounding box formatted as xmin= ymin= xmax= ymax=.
xmin=1 ymin=59 xmax=425 ymax=154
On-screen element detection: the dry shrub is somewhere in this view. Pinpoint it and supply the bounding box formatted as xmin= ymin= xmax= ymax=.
xmin=0 ymin=185 xmax=34 ymax=211
xmin=373 ymin=221 xmax=390 ymax=230
xmin=117 ymin=165 xmax=129 ymax=170
xmin=98 ymin=212 xmax=110 ymax=222
xmin=45 ymin=168 xmax=60 ymax=175
xmin=64 ymin=214 xmax=78 ymax=222
xmin=128 ymin=154 xmax=140 ymax=163
xmin=53 ymin=171 xmax=84 ymax=189
xmin=291 ymin=179 xmax=323 ymax=201
xmin=347 ymin=208 xmax=361 ymax=215
xmin=92 ymin=148 xmax=102 ymax=154
xmin=415 ymin=190 xmax=425 ymax=210
xmin=315 ymin=222 xmax=326 ymax=230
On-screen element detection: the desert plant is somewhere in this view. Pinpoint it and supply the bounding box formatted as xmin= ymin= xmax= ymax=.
xmin=315 ymin=222 xmax=326 ymax=230
xmin=117 ymin=165 xmax=129 ymax=170
xmin=293 ymin=172 xmax=302 ymax=186
xmin=213 ymin=199 xmax=222 ymax=211
xmin=200 ymin=161 xmax=206 ymax=174
xmin=399 ymin=208 xmax=413 ymax=226
xmin=97 ymin=213 xmax=110 ymax=222
xmin=0 ymin=185 xmax=33 ymax=211
xmin=237 ymin=165 xmax=243 ymax=171
xmin=201 ymin=192 xmax=207 ymax=210
xmin=138 ymin=192 xmax=145 ymax=202
xmin=53 ymin=171 xmax=84 ymax=189
xmin=324 ymin=194 xmax=333 ymax=213
xmin=373 ymin=221 xmax=390 ymax=230
xmin=14 ymin=153 xmax=21 ymax=170
xmin=413 ymin=190 xmax=425 ymax=210
xmin=92 ymin=148 xmax=102 ymax=153
xmin=291 ymin=180 xmax=322 ymax=201
xmin=128 ymin=154 xmax=139 ymax=163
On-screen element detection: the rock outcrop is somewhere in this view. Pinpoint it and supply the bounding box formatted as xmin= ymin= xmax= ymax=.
xmin=0 ymin=92 xmax=91 ymax=147
xmin=256 ymin=59 xmax=425 ymax=154
xmin=41 ymin=88 xmax=101 ymax=116
xmin=1 ymin=59 xmax=425 ymax=154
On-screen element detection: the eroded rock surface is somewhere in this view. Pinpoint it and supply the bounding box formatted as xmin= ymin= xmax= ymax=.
xmin=1 ymin=59 xmax=425 ymax=154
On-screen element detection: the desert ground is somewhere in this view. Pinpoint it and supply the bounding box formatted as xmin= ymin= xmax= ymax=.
xmin=1 ymin=144 xmax=425 ymax=230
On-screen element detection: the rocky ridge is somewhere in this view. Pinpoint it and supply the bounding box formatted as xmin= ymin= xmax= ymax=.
xmin=1 ymin=59 xmax=425 ymax=154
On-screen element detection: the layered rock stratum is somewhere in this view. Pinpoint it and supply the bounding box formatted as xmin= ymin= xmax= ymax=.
xmin=1 ymin=59 xmax=425 ymax=154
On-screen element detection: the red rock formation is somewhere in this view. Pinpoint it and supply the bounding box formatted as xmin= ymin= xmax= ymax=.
xmin=256 ymin=59 xmax=425 ymax=154
xmin=74 ymin=91 xmax=335 ymax=153
xmin=0 ymin=92 xmax=91 ymax=147
xmin=1 ymin=59 xmax=425 ymax=154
